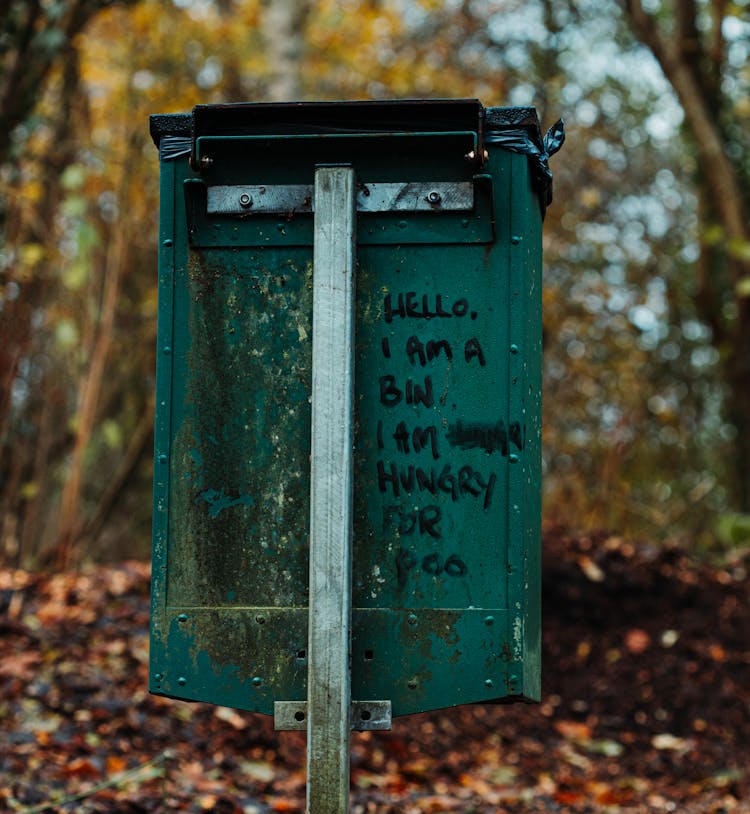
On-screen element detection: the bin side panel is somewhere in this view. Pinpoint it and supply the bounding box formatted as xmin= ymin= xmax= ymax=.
xmin=167 ymin=246 xmax=312 ymax=609
xmin=353 ymin=241 xmax=511 ymax=613
xmin=511 ymin=152 xmax=543 ymax=700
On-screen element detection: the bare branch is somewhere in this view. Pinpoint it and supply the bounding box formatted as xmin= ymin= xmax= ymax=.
xmin=623 ymin=0 xmax=748 ymax=260
xmin=675 ymin=0 xmax=702 ymax=62
xmin=709 ymin=0 xmax=728 ymax=69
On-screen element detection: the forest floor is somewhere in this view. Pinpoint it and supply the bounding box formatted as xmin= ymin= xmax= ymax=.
xmin=1 ymin=530 xmax=748 ymax=813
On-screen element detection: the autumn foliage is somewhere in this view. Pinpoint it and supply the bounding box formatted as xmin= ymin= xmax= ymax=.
xmin=1 ymin=2 xmax=750 ymax=564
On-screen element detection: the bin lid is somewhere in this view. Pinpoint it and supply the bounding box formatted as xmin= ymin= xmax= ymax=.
xmin=149 ymin=99 xmax=542 ymax=146
xmin=149 ymin=100 xmax=557 ymax=213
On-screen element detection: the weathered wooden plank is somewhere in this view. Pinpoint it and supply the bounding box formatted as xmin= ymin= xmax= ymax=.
xmin=306 ymin=165 xmax=357 ymax=814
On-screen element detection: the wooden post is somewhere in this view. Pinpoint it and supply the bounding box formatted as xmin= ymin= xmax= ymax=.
xmin=307 ymin=165 xmax=356 ymax=814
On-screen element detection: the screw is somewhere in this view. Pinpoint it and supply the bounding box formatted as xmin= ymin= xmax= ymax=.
xmin=407 ymin=678 xmax=418 ymax=689
xmin=407 ymin=613 xmax=418 ymax=626
xmin=509 ymin=454 xmax=520 ymax=464
xmin=177 ymin=676 xmax=187 ymax=686
xmin=252 ymin=676 xmax=262 ymax=687
xmin=427 ymin=191 xmax=442 ymax=205
xmin=484 ymin=615 xmax=494 ymax=626
xmin=485 ymin=679 xmax=493 ymax=688
xmin=200 ymin=156 xmax=213 ymax=170
xmin=239 ymin=192 xmax=253 ymax=208
xmin=255 ymin=614 xmax=266 ymax=625
xmin=510 ymin=344 xmax=519 ymax=355
xmin=177 ymin=613 xmax=188 ymax=622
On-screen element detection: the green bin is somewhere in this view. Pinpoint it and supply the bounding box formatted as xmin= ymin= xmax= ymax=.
xmin=149 ymin=100 xmax=554 ymax=718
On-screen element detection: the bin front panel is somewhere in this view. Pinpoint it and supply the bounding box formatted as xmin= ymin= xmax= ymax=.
xmin=150 ymin=124 xmax=541 ymax=716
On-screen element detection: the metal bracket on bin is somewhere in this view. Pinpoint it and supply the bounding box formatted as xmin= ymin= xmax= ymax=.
xmin=274 ymin=700 xmax=392 ymax=732
xmin=206 ymin=181 xmax=474 ymax=215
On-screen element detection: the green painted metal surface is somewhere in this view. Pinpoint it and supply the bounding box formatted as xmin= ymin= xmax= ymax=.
xmin=150 ymin=102 xmax=542 ymax=717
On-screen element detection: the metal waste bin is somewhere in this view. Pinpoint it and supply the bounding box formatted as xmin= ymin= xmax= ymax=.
xmin=148 ymin=100 xmax=559 ymax=722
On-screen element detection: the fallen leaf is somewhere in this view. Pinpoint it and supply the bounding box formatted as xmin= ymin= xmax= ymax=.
xmin=62 ymin=757 xmax=100 ymax=778
xmin=652 ymin=733 xmax=689 ymax=751
xmin=710 ymin=768 xmax=745 ymax=788
xmin=0 ymin=651 xmax=41 ymax=679
xmin=106 ymin=755 xmax=127 ymax=773
xmin=484 ymin=765 xmax=519 ymax=785
xmin=709 ymin=644 xmax=727 ymax=662
xmin=215 ymin=706 xmax=248 ymax=729
xmin=660 ymin=629 xmax=680 ymax=647
xmin=578 ymin=555 xmax=605 ymax=582
xmin=583 ymin=739 xmax=625 ymax=757
xmin=240 ymin=760 xmax=275 ymax=784
xmin=555 ymin=790 xmax=583 ymax=804
xmin=270 ymin=799 xmax=301 ymax=812
xmin=554 ymin=720 xmax=592 ymax=740
xmin=625 ymin=628 xmax=651 ymax=654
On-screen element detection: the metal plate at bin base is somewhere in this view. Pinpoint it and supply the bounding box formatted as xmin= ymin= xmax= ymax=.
xmin=274 ymin=700 xmax=392 ymax=731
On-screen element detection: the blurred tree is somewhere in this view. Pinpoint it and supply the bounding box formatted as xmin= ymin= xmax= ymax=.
xmin=261 ymin=0 xmax=309 ymax=101
xmin=0 ymin=0 xmax=133 ymax=165
xmin=622 ymin=0 xmax=750 ymax=510
xmin=2 ymin=0 xmax=748 ymax=567
xmin=1 ymin=0 xmax=139 ymax=566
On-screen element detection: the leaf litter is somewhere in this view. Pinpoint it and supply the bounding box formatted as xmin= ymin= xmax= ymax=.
xmin=1 ymin=532 xmax=749 ymax=812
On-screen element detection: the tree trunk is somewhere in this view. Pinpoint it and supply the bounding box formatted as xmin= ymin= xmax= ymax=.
xmin=78 ymin=400 xmax=154 ymax=547
xmin=624 ymin=0 xmax=750 ymax=511
xmin=261 ymin=0 xmax=308 ymax=101
xmin=726 ymin=300 xmax=750 ymax=511
xmin=53 ymin=211 xmax=129 ymax=569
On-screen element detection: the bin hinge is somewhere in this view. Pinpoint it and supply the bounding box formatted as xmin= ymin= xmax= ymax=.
xmin=273 ymin=700 xmax=392 ymax=731
xmin=206 ymin=181 xmax=473 ymax=215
